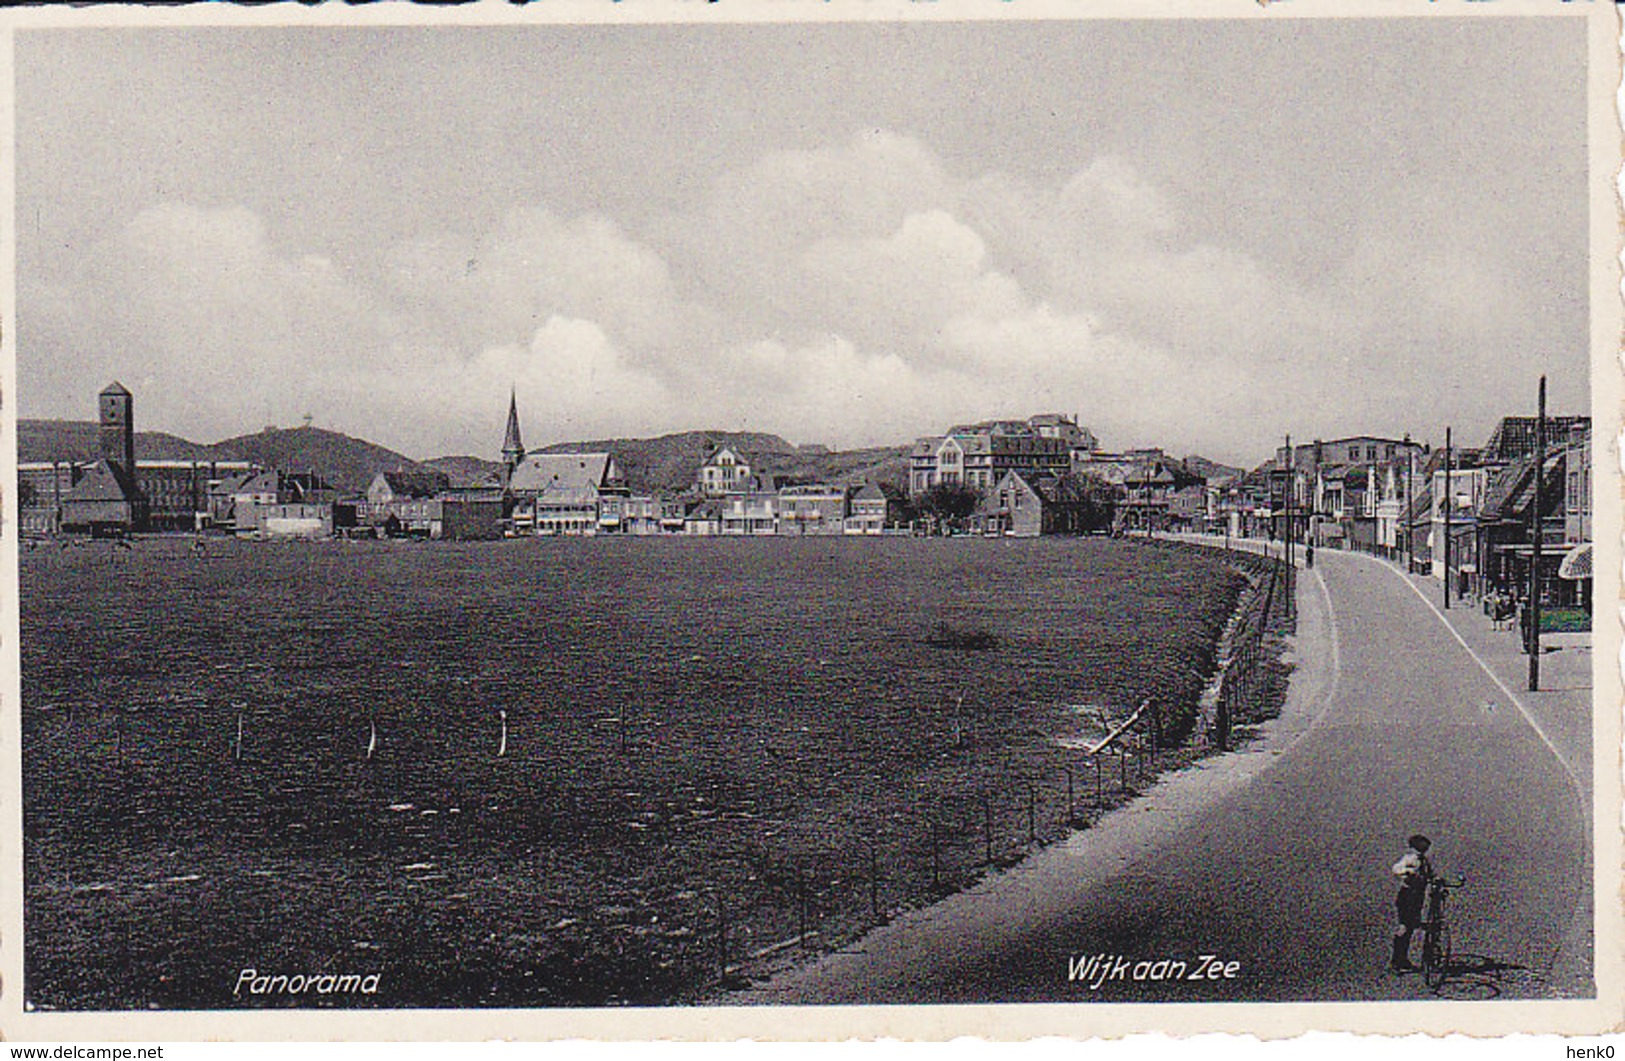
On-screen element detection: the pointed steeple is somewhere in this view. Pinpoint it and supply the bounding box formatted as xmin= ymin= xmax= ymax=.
xmin=502 ymin=387 xmax=525 ymax=469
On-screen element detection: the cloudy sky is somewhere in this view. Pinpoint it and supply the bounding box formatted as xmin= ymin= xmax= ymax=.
xmin=16 ymin=18 xmax=1590 ymax=466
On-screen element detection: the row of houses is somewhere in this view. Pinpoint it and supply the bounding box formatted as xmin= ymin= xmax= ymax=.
xmin=906 ymin=414 xmax=1216 ymax=536
xmin=17 ymin=454 xmax=508 ymax=542
xmin=501 ymin=443 xmax=910 ymax=537
xmin=1201 ymin=418 xmax=1593 ymax=611
xmin=24 ymin=387 xmax=1593 ymax=603
xmin=19 ymin=384 xmax=925 ymax=541
xmin=17 ymin=382 xmax=516 ymax=541
xmin=515 ymin=411 xmax=1169 ymax=539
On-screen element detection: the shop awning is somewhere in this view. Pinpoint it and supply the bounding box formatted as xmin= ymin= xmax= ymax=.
xmin=1558 ymin=542 xmax=1593 ymax=581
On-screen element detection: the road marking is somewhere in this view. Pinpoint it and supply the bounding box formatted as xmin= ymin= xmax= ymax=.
xmin=1300 ymin=565 xmax=1342 ymax=740
xmin=1380 ymin=559 xmax=1583 ymax=800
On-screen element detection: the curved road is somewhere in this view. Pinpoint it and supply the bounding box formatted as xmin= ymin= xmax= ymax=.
xmin=747 ymin=546 xmax=1592 ymax=1004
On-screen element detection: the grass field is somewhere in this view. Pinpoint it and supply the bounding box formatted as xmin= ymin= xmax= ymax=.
xmin=21 ymin=535 xmax=1256 ymax=1009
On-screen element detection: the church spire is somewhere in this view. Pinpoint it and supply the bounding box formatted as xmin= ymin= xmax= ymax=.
xmin=502 ymin=387 xmax=525 ymax=467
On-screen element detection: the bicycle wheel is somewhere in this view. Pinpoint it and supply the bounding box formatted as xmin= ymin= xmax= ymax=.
xmin=1423 ymin=922 xmax=1451 ymax=989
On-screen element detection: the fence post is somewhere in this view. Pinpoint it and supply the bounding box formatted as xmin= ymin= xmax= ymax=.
xmin=869 ymin=838 xmax=881 ymax=922
xmin=930 ymin=819 xmax=941 ymax=894
xmin=717 ymin=891 xmax=729 ymax=983
xmin=1065 ymin=766 xmax=1075 ymax=824
xmin=983 ymin=795 xmax=994 ymax=865
xmin=1095 ymin=755 xmax=1103 ymax=805
xmin=797 ymin=870 xmax=809 ymax=951
xmin=1026 ymin=780 xmax=1036 ymax=845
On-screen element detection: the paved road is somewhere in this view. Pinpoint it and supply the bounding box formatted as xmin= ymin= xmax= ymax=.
xmin=746 ymin=545 xmax=1592 ymax=1004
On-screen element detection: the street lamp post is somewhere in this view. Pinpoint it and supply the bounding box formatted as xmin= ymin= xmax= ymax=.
xmin=1529 ymin=375 xmax=1546 ymax=692
xmin=1443 ymin=426 xmax=1452 ymax=610
xmin=1403 ymin=434 xmax=1414 ymax=573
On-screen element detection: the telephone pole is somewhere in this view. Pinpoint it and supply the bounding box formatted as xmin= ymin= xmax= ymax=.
xmin=1288 ymin=436 xmax=1298 ymax=619
xmin=1529 ymin=376 xmax=1546 ymax=691
xmin=1403 ymin=434 xmax=1414 ymax=573
xmin=1442 ymin=426 xmax=1452 ymax=610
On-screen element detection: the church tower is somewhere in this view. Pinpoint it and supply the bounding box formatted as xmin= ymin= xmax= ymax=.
xmin=99 ymin=381 xmax=135 ymax=474
xmin=501 ymin=387 xmax=525 ymax=487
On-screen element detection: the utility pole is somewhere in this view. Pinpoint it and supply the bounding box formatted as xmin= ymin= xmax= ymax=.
xmin=1283 ymin=434 xmax=1293 ymax=570
xmin=1443 ymin=426 xmax=1452 ymax=610
xmin=1529 ymin=375 xmax=1546 ymax=691
xmin=1403 ymin=434 xmax=1414 ymax=572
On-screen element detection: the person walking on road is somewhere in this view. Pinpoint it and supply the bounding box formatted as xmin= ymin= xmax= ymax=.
xmin=1390 ymin=834 xmax=1434 ymax=972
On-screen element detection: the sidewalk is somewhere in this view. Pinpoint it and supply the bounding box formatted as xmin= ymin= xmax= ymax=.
xmin=1378 ymin=558 xmax=1592 ymax=801
xmin=1319 ymin=547 xmax=1597 ymax=998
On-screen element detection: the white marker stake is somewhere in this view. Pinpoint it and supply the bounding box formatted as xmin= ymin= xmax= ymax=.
xmin=235 ymin=712 xmax=243 ymax=762
xmin=498 ymin=709 xmax=508 ymax=758
xmin=366 ymin=720 xmax=377 ymax=761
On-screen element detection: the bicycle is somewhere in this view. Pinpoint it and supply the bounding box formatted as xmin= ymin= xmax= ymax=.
xmin=1420 ymin=874 xmax=1466 ymax=989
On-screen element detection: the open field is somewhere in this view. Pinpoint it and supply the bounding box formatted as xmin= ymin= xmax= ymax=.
xmin=21 ymin=535 xmax=1261 ymax=1008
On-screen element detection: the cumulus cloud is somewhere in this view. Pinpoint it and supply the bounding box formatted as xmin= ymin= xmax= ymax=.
xmin=660 ymin=129 xmax=960 ymax=339
xmin=387 ymin=207 xmax=705 ymax=362
xmin=24 ymin=130 xmax=1397 ymax=459
xmin=798 ymin=210 xmax=1027 ymax=359
xmin=473 ymin=316 xmax=671 ymax=436
xmin=25 ymin=203 xmax=391 ymax=442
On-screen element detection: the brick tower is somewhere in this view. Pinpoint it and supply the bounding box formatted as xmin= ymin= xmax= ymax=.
xmin=98 ymin=381 xmax=135 ymax=474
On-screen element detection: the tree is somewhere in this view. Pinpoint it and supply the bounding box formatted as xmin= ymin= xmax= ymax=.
xmin=916 ymin=481 xmax=982 ymax=532
xmin=1066 ymin=473 xmax=1123 ymax=534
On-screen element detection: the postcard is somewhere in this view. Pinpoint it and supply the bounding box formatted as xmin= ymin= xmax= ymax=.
xmin=2 ymin=0 xmax=1619 ymax=1041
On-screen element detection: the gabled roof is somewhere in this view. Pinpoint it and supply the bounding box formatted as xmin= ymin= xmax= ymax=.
xmin=1478 ymin=452 xmax=1563 ymax=522
xmin=532 ymin=481 xmax=603 ymax=506
xmin=375 ymin=470 xmax=451 ymax=499
xmin=685 ymin=499 xmax=725 ymax=521
xmin=998 ymin=470 xmax=1114 ymax=507
xmin=1483 ymin=415 xmax=1589 ymax=461
xmin=100 ymin=380 xmax=132 ymax=397
xmin=1122 ymin=458 xmax=1203 ymax=489
xmin=509 ymin=452 xmax=620 ymax=495
xmin=701 ymin=444 xmax=750 ymax=467
xmin=212 ymin=470 xmax=260 ymax=494
xmin=1401 ymin=478 xmax=1433 ymax=524
xmin=62 ymin=459 xmax=141 ymax=504
xmin=235 ymin=470 xmax=281 ymax=494
xmin=282 ymin=472 xmax=335 ymax=500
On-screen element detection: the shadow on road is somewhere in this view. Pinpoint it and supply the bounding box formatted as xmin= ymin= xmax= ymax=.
xmin=1429 ymin=952 xmax=1531 ymax=1000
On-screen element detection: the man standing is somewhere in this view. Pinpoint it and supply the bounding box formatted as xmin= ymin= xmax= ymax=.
xmin=1391 ymin=834 xmax=1433 ymax=972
